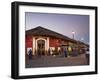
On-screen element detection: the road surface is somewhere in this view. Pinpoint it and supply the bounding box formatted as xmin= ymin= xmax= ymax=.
xmin=26 ymin=54 xmax=89 ymax=68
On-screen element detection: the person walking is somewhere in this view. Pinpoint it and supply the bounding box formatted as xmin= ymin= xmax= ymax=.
xmin=64 ymin=48 xmax=68 ymax=57
xmin=28 ymin=49 xmax=33 ymax=60
xmin=85 ymin=48 xmax=89 ymax=65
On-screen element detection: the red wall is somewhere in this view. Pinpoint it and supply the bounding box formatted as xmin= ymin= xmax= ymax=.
xmin=25 ymin=36 xmax=65 ymax=48
xmin=26 ymin=35 xmax=32 ymax=48
xmin=49 ymin=38 xmax=61 ymax=47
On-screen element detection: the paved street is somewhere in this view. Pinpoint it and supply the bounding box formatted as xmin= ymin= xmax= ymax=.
xmin=25 ymin=54 xmax=89 ymax=68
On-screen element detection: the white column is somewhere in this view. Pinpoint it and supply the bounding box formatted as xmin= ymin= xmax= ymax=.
xmin=47 ymin=37 xmax=49 ymax=51
xmin=32 ymin=37 xmax=35 ymax=55
xmin=36 ymin=39 xmax=37 ymax=51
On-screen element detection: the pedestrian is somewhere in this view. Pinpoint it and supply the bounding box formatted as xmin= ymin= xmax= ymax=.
xmin=85 ymin=48 xmax=89 ymax=65
xmin=73 ymin=48 xmax=78 ymax=56
xmin=28 ymin=49 xmax=33 ymax=60
xmin=61 ymin=48 xmax=64 ymax=57
xmin=64 ymin=48 xmax=67 ymax=57
xmin=50 ymin=48 xmax=53 ymax=55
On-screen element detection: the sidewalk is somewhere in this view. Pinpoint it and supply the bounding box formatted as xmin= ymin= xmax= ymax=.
xmin=26 ymin=54 xmax=88 ymax=68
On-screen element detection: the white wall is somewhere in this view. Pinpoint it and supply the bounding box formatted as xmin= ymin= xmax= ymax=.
xmin=0 ymin=0 xmax=99 ymax=81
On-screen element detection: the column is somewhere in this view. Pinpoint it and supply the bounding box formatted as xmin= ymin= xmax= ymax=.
xmin=47 ymin=37 xmax=49 ymax=51
xmin=32 ymin=37 xmax=35 ymax=55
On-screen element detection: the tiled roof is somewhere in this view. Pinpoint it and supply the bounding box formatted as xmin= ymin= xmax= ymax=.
xmin=26 ymin=26 xmax=89 ymax=47
xmin=26 ymin=26 xmax=76 ymax=42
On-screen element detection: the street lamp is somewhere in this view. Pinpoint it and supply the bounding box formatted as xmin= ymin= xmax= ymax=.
xmin=72 ymin=31 xmax=75 ymax=39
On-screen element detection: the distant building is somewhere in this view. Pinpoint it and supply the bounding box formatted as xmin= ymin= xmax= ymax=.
xmin=26 ymin=26 xmax=89 ymax=56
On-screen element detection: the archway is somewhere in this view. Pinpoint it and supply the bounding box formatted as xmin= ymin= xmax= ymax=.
xmin=37 ymin=40 xmax=45 ymax=55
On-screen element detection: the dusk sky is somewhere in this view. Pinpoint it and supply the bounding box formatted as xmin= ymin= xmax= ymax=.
xmin=25 ymin=12 xmax=89 ymax=44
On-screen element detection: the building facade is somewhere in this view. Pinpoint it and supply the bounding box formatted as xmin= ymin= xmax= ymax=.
xmin=26 ymin=26 xmax=88 ymax=56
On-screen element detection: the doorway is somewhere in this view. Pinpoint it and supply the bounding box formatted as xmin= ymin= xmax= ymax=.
xmin=37 ymin=40 xmax=45 ymax=55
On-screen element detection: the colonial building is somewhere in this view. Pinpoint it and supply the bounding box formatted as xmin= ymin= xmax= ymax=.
xmin=26 ymin=26 xmax=88 ymax=56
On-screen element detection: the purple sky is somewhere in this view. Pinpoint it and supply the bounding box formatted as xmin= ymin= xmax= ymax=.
xmin=25 ymin=12 xmax=89 ymax=44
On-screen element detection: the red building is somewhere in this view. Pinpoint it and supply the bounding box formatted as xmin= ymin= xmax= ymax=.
xmin=26 ymin=26 xmax=88 ymax=56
